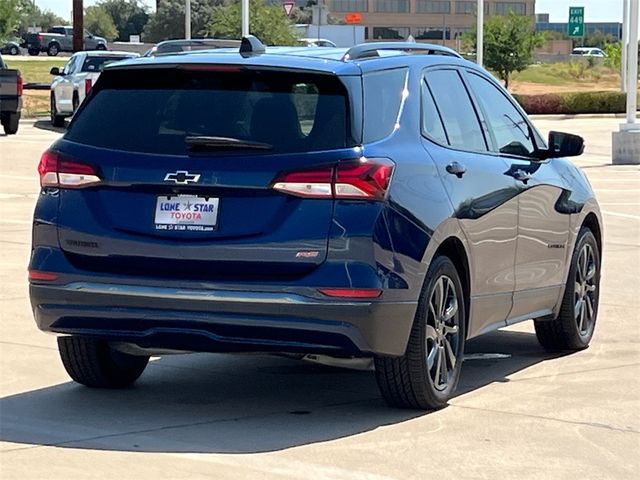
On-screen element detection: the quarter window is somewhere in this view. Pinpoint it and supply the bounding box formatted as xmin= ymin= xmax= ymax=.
xmin=466 ymin=73 xmax=535 ymax=156
xmin=363 ymin=68 xmax=408 ymax=143
xmin=424 ymin=70 xmax=486 ymax=151
xmin=421 ymin=81 xmax=448 ymax=145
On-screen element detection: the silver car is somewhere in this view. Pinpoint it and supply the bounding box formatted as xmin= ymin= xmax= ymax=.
xmin=50 ymin=50 xmax=139 ymax=126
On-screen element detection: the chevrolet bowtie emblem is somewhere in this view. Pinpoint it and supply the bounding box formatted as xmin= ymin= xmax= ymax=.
xmin=164 ymin=171 xmax=201 ymax=184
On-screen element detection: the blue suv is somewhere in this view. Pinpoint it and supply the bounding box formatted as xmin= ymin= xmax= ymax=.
xmin=29 ymin=37 xmax=602 ymax=409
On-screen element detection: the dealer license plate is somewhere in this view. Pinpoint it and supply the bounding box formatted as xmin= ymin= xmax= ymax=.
xmin=154 ymin=195 xmax=219 ymax=232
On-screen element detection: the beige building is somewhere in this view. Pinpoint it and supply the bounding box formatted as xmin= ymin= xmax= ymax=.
xmin=328 ymin=0 xmax=535 ymax=42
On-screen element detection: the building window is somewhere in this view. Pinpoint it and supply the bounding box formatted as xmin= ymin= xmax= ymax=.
xmin=332 ymin=0 xmax=368 ymax=12
xmin=415 ymin=27 xmax=451 ymax=40
xmin=372 ymin=27 xmax=410 ymax=40
xmin=495 ymin=2 xmax=526 ymax=15
xmin=375 ymin=0 xmax=409 ymax=13
xmin=416 ymin=1 xmax=451 ymax=14
xmin=456 ymin=1 xmax=489 ymax=14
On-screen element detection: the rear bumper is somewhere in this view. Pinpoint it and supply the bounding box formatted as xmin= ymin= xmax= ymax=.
xmin=30 ymin=282 xmax=417 ymax=356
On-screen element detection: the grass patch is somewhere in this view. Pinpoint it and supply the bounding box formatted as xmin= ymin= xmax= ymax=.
xmin=22 ymin=90 xmax=51 ymax=117
xmin=3 ymin=58 xmax=65 ymax=84
xmin=511 ymin=62 xmax=620 ymax=89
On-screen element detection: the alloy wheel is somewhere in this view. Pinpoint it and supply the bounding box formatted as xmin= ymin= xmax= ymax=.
xmin=426 ymin=275 xmax=461 ymax=391
xmin=574 ymin=243 xmax=597 ymax=337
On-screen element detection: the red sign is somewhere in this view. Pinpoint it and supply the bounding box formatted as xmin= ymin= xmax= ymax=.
xmin=345 ymin=13 xmax=363 ymax=24
xmin=282 ymin=1 xmax=295 ymax=17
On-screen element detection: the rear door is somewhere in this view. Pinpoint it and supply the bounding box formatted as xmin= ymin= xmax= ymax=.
xmin=56 ymin=66 xmax=357 ymax=279
xmin=421 ymin=68 xmax=518 ymax=337
xmin=463 ymin=71 xmax=570 ymax=321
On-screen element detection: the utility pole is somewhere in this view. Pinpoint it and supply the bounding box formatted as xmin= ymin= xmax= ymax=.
xmin=72 ymin=0 xmax=83 ymax=53
xmin=242 ymin=0 xmax=249 ymax=37
xmin=477 ymin=0 xmax=484 ymax=66
xmin=185 ymin=0 xmax=191 ymax=39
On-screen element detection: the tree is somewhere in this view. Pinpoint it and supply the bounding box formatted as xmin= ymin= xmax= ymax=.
xmin=583 ymin=30 xmax=616 ymax=49
xmin=143 ymin=0 xmax=221 ymax=43
xmin=0 ymin=0 xmax=24 ymax=42
xmin=207 ymin=0 xmax=298 ymax=46
xmin=464 ymin=12 xmax=544 ymax=89
xmin=85 ymin=5 xmax=118 ymax=41
xmin=98 ymin=0 xmax=149 ymax=42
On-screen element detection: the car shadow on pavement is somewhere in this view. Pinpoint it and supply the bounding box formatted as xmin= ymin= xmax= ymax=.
xmin=33 ymin=119 xmax=66 ymax=133
xmin=0 ymin=329 xmax=568 ymax=454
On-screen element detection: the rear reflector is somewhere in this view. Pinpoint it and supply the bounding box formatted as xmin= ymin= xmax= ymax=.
xmin=272 ymin=158 xmax=394 ymax=200
xmin=28 ymin=270 xmax=59 ymax=282
xmin=319 ymin=288 xmax=382 ymax=299
xmin=38 ymin=150 xmax=101 ymax=188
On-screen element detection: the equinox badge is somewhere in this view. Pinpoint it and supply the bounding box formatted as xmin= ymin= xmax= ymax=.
xmin=164 ymin=171 xmax=201 ymax=184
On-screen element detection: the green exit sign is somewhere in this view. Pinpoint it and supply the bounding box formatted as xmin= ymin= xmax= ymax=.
xmin=568 ymin=6 xmax=585 ymax=37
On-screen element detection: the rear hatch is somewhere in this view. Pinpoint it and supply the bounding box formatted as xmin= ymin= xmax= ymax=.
xmin=51 ymin=65 xmax=358 ymax=280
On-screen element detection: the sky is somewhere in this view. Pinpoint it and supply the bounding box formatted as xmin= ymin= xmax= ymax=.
xmin=36 ymin=0 xmax=628 ymax=23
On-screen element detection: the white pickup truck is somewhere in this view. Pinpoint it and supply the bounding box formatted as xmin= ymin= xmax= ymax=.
xmin=50 ymin=50 xmax=138 ymax=127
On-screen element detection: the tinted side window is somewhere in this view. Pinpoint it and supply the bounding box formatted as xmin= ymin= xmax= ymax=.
xmin=421 ymin=81 xmax=448 ymax=145
xmin=466 ymin=73 xmax=535 ymax=156
xmin=363 ymin=68 xmax=408 ymax=143
xmin=425 ymin=70 xmax=486 ymax=151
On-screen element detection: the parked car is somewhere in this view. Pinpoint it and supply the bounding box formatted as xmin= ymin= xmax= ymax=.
xmin=25 ymin=26 xmax=107 ymax=56
xmin=143 ymin=38 xmax=241 ymax=57
xmin=29 ymin=37 xmax=602 ymax=410
xmin=0 ymin=54 xmax=22 ymax=134
xmin=299 ymin=38 xmax=337 ymax=48
xmin=49 ymin=50 xmax=139 ymax=126
xmin=571 ymin=47 xmax=607 ymax=58
xmin=0 ymin=41 xmax=21 ymax=56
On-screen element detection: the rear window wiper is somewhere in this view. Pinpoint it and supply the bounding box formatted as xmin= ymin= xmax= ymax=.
xmin=185 ymin=136 xmax=273 ymax=151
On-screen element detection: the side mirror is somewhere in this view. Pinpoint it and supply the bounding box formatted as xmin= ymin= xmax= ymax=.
xmin=50 ymin=67 xmax=60 ymax=76
xmin=542 ymin=131 xmax=585 ymax=159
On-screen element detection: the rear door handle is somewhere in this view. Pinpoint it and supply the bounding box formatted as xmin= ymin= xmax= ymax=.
xmin=446 ymin=161 xmax=467 ymax=178
xmin=512 ymin=169 xmax=532 ymax=184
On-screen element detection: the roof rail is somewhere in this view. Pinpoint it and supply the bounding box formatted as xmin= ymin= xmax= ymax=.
xmin=342 ymin=42 xmax=462 ymax=61
xmin=240 ymin=35 xmax=266 ymax=58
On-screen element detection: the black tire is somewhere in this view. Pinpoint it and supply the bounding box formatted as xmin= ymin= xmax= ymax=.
xmin=2 ymin=112 xmax=20 ymax=135
xmin=28 ymin=48 xmax=39 ymax=56
xmin=50 ymin=94 xmax=65 ymax=127
xmin=375 ymin=255 xmax=466 ymax=409
xmin=534 ymin=227 xmax=600 ymax=351
xmin=95 ymin=43 xmax=107 ymax=50
xmin=9 ymin=45 xmax=19 ymax=55
xmin=72 ymin=92 xmax=79 ymax=115
xmin=47 ymin=42 xmax=60 ymax=56
xmin=58 ymin=336 xmax=149 ymax=388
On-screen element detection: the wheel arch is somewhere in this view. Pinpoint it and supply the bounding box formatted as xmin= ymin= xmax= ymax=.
xmin=433 ymin=236 xmax=471 ymax=338
xmin=581 ymin=212 xmax=602 ymax=256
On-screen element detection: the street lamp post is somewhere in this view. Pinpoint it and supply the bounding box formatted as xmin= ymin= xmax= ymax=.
xmin=242 ymin=0 xmax=249 ymax=37
xmin=477 ymin=0 xmax=484 ymax=66
xmin=612 ymin=0 xmax=639 ymax=164
xmin=185 ymin=0 xmax=191 ymax=39
xmin=621 ymin=0 xmax=629 ymax=92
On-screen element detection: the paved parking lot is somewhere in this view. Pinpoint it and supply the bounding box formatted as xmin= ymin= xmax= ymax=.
xmin=0 ymin=116 xmax=638 ymax=479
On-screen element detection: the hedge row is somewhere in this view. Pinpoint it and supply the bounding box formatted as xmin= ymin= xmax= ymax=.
xmin=513 ymin=91 xmax=628 ymax=115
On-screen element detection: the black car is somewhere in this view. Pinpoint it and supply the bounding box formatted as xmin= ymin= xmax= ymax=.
xmin=29 ymin=37 xmax=602 ymax=409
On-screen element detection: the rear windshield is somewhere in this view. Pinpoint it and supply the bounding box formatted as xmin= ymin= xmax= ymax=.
xmin=65 ymin=67 xmax=350 ymax=155
xmin=81 ymin=56 xmax=133 ymax=72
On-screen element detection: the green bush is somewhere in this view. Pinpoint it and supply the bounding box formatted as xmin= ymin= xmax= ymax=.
xmin=513 ymin=91 xmax=628 ymax=114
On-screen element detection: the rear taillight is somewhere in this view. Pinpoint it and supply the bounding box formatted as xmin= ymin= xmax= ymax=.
xmin=84 ymin=78 xmax=92 ymax=96
xmin=272 ymin=158 xmax=394 ymax=200
xmin=37 ymin=34 xmax=43 ymax=42
xmin=37 ymin=150 xmax=101 ymax=188
xmin=17 ymin=74 xmax=23 ymax=97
